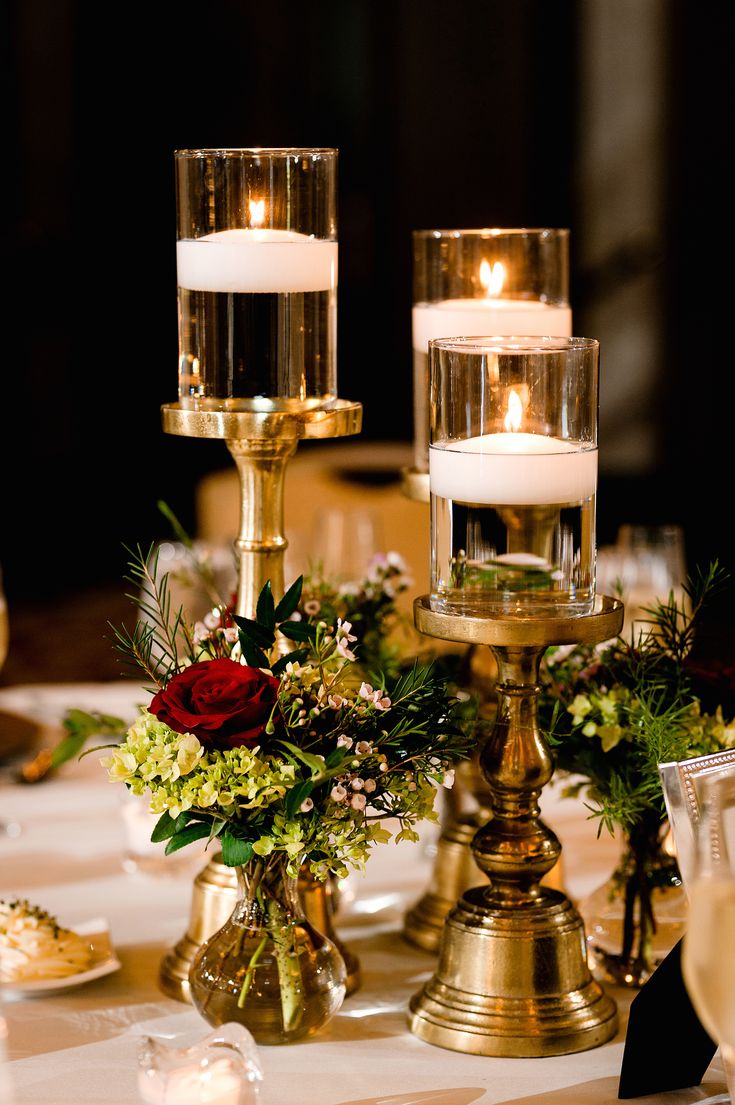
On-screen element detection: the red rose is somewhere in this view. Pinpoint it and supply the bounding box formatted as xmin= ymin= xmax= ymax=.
xmin=149 ymin=658 xmax=280 ymax=750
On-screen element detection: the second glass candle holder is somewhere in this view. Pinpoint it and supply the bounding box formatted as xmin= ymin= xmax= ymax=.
xmin=175 ymin=148 xmax=338 ymax=410
xmin=429 ymin=336 xmax=599 ymax=618
xmin=412 ymin=228 xmax=572 ymax=473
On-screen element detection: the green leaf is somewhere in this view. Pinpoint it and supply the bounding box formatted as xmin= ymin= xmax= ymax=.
xmin=325 ymin=747 xmax=347 ymax=769
xmin=242 ymin=643 xmax=271 ymax=670
xmin=164 ymin=821 xmax=212 ymax=854
xmin=278 ymin=739 xmax=326 ymax=777
xmin=285 ymin=779 xmax=314 ymax=818
xmin=232 ymin=614 xmax=275 ymax=650
xmin=221 ymin=832 xmax=254 ymax=866
xmin=256 ymin=581 xmax=276 ymax=630
xmin=274 ymin=576 xmax=303 ymax=623
xmin=51 ymin=709 xmax=129 ymax=769
xmin=150 ymin=810 xmax=188 ymax=842
xmin=278 ymin=622 xmax=317 ymax=644
xmin=271 ymin=648 xmax=310 ymax=677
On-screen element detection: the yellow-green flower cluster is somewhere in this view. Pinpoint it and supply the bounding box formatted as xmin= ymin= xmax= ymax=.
xmin=103 ymin=708 xmax=297 ymax=820
xmin=568 ymin=686 xmax=636 ymax=752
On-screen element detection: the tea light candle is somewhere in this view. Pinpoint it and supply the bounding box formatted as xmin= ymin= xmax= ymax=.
xmin=430 ymin=432 xmax=598 ymax=505
xmin=177 ymin=228 xmax=338 ymax=293
xmin=137 ymin=1059 xmax=242 ymax=1105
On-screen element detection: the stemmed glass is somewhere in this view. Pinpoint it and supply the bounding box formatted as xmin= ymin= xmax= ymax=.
xmin=682 ymin=770 xmax=735 ymax=1102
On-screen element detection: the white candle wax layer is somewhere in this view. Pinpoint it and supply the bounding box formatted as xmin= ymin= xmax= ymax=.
xmin=412 ymin=299 xmax=572 ymax=350
xmin=138 ymin=1061 xmax=241 ymax=1105
xmin=430 ymin=433 xmax=598 ymax=505
xmin=177 ymin=228 xmax=338 ymax=293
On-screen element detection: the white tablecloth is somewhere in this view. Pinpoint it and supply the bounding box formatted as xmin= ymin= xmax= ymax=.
xmin=0 ymin=682 xmax=730 ymax=1105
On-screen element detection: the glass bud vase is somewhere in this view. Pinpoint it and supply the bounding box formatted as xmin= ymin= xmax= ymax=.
xmin=189 ymin=858 xmax=347 ymax=1044
xmin=578 ymin=817 xmax=688 ymax=988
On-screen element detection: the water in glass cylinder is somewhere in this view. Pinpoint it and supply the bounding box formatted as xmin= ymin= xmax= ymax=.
xmin=430 ymin=436 xmax=597 ymax=616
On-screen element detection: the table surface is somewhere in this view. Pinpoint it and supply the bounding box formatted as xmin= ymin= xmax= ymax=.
xmin=0 ymin=681 xmax=730 ymax=1105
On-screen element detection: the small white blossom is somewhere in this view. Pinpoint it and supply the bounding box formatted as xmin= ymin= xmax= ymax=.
xmin=358 ymin=682 xmax=391 ymax=711
xmin=350 ymin=792 xmax=367 ymax=811
xmin=331 ymin=784 xmax=348 ymax=802
xmin=351 ymin=778 xmax=364 ymax=791
xmin=336 ymin=637 xmax=357 ymax=661
xmin=442 ymin=769 xmax=456 ymax=789
xmin=300 ymin=797 xmax=314 ymax=813
xmin=336 ymin=734 xmax=353 ymax=749
xmin=363 ymin=778 xmax=377 ymax=793
xmin=355 ymin=740 xmax=372 ymax=755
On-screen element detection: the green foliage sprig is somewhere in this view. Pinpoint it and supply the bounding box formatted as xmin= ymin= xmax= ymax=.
xmin=539 ymin=561 xmax=735 ymax=837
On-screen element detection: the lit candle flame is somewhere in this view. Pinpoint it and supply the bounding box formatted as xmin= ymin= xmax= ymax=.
xmin=503 ymin=389 xmax=523 ymax=432
xmin=248 ymin=199 xmax=265 ymax=228
xmin=479 ymin=260 xmax=505 ymax=297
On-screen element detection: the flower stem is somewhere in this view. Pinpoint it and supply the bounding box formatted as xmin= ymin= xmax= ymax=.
xmin=266 ymin=897 xmax=304 ymax=1032
xmin=237 ymin=932 xmax=269 ymax=1008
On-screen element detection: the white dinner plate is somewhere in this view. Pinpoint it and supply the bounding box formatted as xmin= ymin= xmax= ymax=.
xmin=0 ymin=917 xmax=121 ymax=997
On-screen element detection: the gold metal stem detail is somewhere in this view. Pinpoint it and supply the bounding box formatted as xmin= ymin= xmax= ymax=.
xmin=227 ymin=434 xmax=299 ymax=618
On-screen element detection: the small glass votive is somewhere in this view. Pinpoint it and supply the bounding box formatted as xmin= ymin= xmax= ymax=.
xmin=175 ymin=148 xmax=338 ymax=410
xmin=137 ymin=1023 xmax=262 ymax=1105
xmin=429 ymin=336 xmax=599 ymax=618
xmin=411 ymin=228 xmax=572 ymax=473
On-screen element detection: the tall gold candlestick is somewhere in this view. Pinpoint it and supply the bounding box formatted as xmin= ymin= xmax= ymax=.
xmin=157 ymin=400 xmax=363 ymax=1003
xmin=407 ymin=595 xmax=623 ymax=1057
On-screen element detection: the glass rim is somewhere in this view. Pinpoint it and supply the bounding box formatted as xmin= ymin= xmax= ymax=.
xmin=429 ymin=335 xmax=598 ymax=354
xmin=174 ymin=147 xmax=338 ymax=158
xmin=412 ymin=227 xmax=569 ymax=240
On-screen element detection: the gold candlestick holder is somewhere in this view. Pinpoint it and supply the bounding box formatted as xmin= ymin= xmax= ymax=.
xmin=407 ymin=593 xmax=623 ymax=1057
xmin=157 ymin=399 xmax=363 ymax=1002
xmin=400 ymin=466 xmax=430 ymax=504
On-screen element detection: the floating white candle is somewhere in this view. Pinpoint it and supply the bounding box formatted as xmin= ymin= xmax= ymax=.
xmin=430 ymin=433 xmax=598 ymax=505
xmin=413 ymin=298 xmax=572 ymax=351
xmin=177 ymin=228 xmax=338 ymax=293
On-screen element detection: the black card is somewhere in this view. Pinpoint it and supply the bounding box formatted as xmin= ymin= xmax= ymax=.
xmin=618 ymin=938 xmax=717 ymax=1098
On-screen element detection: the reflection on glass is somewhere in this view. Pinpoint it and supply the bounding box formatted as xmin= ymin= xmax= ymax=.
xmin=682 ymin=770 xmax=735 ymax=1102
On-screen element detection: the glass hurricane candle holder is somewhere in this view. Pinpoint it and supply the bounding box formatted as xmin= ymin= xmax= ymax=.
xmin=175 ymin=148 xmax=338 ymax=410
xmin=411 ymin=228 xmax=571 ymax=473
xmin=429 ymin=335 xmax=598 ymax=618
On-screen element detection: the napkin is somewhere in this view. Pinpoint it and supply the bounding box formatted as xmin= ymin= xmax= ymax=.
xmin=618 ymin=938 xmax=717 ymax=1098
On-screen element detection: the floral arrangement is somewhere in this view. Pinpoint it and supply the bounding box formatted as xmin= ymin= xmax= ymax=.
xmin=90 ymin=544 xmax=472 ymax=881
xmin=64 ymin=538 xmax=474 ymax=1040
xmin=537 ymin=561 xmax=735 ymax=983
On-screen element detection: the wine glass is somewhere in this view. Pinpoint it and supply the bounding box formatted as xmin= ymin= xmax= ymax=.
xmin=682 ymin=769 xmax=735 ymax=1102
xmin=309 ymin=507 xmax=383 ymax=585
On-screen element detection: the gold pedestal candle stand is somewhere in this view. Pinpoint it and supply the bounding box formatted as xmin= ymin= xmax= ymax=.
xmin=157 ymin=399 xmax=363 ymax=1002
xmin=408 ymin=593 xmax=623 ymax=1057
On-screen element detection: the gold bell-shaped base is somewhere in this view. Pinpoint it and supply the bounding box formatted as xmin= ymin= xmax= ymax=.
xmin=408 ymin=885 xmax=617 ymax=1057
xmin=159 ymin=855 xmax=362 ymax=1002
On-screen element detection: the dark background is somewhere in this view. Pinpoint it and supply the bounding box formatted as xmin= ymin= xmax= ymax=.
xmin=2 ymin=0 xmax=733 ymax=683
